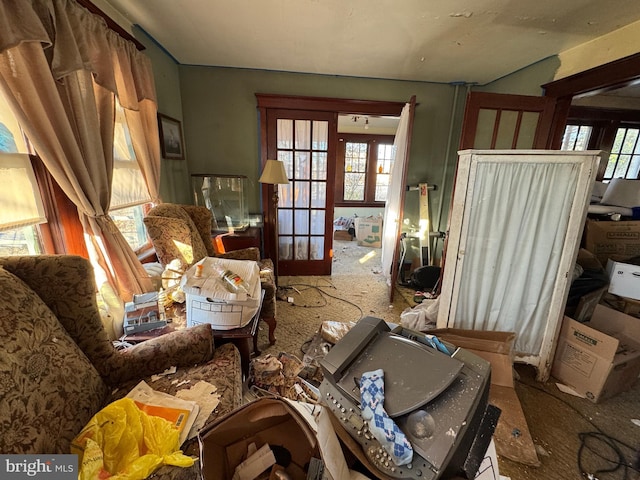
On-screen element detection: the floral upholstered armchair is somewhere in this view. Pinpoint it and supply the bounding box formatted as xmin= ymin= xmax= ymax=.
xmin=144 ymin=203 xmax=277 ymax=346
xmin=0 ymin=255 xmax=242 ymax=479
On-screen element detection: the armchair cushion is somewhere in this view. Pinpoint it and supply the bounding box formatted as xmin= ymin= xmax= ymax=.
xmin=144 ymin=215 xmax=209 ymax=272
xmin=0 ymin=266 xmax=108 ymax=454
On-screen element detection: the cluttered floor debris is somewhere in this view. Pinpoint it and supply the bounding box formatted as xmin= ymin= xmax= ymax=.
xmin=250 ymin=239 xmax=640 ymax=480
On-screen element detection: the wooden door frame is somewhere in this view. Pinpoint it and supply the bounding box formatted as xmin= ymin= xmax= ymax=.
xmin=543 ymin=52 xmax=640 ymax=148
xmin=256 ymin=94 xmax=406 ymax=274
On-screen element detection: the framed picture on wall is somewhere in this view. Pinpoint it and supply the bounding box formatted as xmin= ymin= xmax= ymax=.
xmin=158 ymin=113 xmax=185 ymax=159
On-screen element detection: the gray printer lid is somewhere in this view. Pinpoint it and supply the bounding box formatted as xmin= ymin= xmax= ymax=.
xmin=335 ymin=331 xmax=463 ymax=418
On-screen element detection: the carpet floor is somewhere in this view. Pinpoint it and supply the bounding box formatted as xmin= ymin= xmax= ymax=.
xmin=251 ymin=240 xmax=640 ymax=480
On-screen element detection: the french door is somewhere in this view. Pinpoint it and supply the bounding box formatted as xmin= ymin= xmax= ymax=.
xmin=265 ymin=109 xmax=337 ymax=276
xmin=459 ymin=91 xmax=557 ymax=150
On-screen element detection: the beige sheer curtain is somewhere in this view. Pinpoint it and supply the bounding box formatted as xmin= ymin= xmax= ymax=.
xmin=0 ymin=0 xmax=160 ymax=305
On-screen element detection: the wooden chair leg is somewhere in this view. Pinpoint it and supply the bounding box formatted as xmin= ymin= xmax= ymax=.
xmin=261 ymin=316 xmax=277 ymax=345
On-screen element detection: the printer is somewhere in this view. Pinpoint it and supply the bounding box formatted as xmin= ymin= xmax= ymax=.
xmin=319 ymin=317 xmax=500 ymax=480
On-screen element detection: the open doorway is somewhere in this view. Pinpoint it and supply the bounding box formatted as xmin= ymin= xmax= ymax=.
xmin=256 ymin=94 xmax=407 ymax=279
xmin=334 ymin=114 xmax=399 ymax=216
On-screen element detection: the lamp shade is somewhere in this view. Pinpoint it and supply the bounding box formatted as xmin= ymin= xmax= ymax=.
xmin=259 ymin=159 xmax=289 ymax=185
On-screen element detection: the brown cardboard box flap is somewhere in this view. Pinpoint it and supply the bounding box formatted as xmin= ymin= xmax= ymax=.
xmin=430 ymin=328 xmax=538 ymax=466
xmin=431 ymin=329 xmax=516 ymax=388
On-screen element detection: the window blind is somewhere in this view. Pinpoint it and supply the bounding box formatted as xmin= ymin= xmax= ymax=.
xmin=111 ymin=101 xmax=151 ymax=210
xmin=0 ymin=153 xmax=46 ymax=231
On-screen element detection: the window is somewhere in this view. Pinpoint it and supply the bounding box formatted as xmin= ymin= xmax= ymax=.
xmin=344 ymin=142 xmax=367 ymax=200
xmin=375 ymin=143 xmax=395 ymax=201
xmin=562 ymin=107 xmax=640 ymax=181
xmin=110 ymin=100 xmax=152 ymax=251
xmin=605 ymin=127 xmax=640 ymax=179
xmin=337 ymin=134 xmax=395 ymax=205
xmin=561 ymin=124 xmax=593 ymax=150
xmin=0 ymin=91 xmax=47 ymax=256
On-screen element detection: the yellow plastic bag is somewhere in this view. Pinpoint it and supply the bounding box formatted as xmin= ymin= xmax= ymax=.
xmin=71 ymin=397 xmax=194 ymax=480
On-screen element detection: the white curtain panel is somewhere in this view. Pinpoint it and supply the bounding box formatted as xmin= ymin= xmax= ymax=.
xmin=454 ymin=161 xmax=580 ymax=354
xmin=381 ymin=103 xmax=411 ymax=285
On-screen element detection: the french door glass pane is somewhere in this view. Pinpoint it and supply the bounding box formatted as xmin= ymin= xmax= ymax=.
xmin=311 ymin=182 xmax=326 ymax=208
xmin=295 ymin=237 xmax=309 ymax=260
xmin=312 ymin=152 xmax=327 ymax=179
xmin=310 ymin=210 xmax=324 ymax=234
xmin=295 ymin=210 xmax=309 ymax=235
xmin=310 ymin=237 xmax=324 ymax=260
xmin=278 ymin=209 xmax=293 ymax=235
xmin=295 ymin=181 xmax=310 ymax=208
xmin=279 ymin=183 xmax=293 ymax=208
xmin=279 ymin=236 xmax=293 ymax=260
xmin=295 ymin=120 xmax=311 ymax=150
xmin=279 ymin=151 xmax=293 ymax=177
xmin=312 ymin=121 xmax=328 ymax=150
xmin=295 ymin=152 xmax=310 ymax=179
xmin=277 ymin=119 xmax=293 ymax=149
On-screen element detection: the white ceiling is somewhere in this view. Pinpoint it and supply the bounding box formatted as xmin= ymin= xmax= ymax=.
xmin=101 ymin=0 xmax=640 ymax=85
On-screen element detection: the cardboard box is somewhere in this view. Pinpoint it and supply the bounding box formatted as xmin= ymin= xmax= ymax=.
xmin=354 ymin=216 xmax=382 ymax=248
xmin=431 ymin=328 xmax=540 ymax=467
xmin=180 ymin=257 xmax=261 ymax=330
xmin=199 ymin=397 xmax=321 ymax=480
xmin=606 ymin=259 xmax=640 ymax=300
xmin=552 ymin=304 xmax=640 ymax=403
xmin=333 ymin=229 xmax=353 ymax=241
xmin=584 ymin=219 xmax=640 ymax=266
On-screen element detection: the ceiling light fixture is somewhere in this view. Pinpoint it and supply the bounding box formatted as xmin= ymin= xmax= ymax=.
xmin=364 ymin=118 xmax=369 ymax=130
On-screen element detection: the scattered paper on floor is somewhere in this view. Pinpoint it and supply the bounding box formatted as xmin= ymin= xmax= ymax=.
xmin=175 ymin=380 xmax=220 ymax=439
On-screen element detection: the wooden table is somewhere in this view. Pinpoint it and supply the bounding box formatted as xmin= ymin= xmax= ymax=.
xmin=122 ymin=291 xmax=265 ymax=377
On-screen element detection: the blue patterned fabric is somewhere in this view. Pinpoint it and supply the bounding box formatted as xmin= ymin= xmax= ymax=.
xmin=360 ymin=369 xmax=413 ymax=466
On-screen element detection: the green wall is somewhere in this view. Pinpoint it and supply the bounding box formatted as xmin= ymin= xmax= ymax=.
xmin=134 ymin=26 xmax=192 ymax=205
xmin=177 ymin=65 xmax=467 ymax=237
xmin=478 ymin=56 xmax=561 ymax=96
xmin=137 ymin=25 xmax=565 ymax=261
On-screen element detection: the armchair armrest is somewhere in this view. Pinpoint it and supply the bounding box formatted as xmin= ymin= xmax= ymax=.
xmin=218 ymin=246 xmax=261 ymax=262
xmin=114 ymin=323 xmax=214 ymax=384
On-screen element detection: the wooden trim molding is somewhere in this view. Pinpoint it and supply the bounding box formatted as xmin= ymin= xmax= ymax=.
xmin=543 ymin=52 xmax=640 ymax=99
xmin=256 ymin=94 xmax=405 ymax=116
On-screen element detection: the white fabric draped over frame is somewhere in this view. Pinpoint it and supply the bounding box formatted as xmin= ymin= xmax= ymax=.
xmin=453 ymin=161 xmax=580 ymax=354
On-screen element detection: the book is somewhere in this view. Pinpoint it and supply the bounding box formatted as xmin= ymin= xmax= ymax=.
xmin=126 ymin=380 xmax=199 ymax=445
